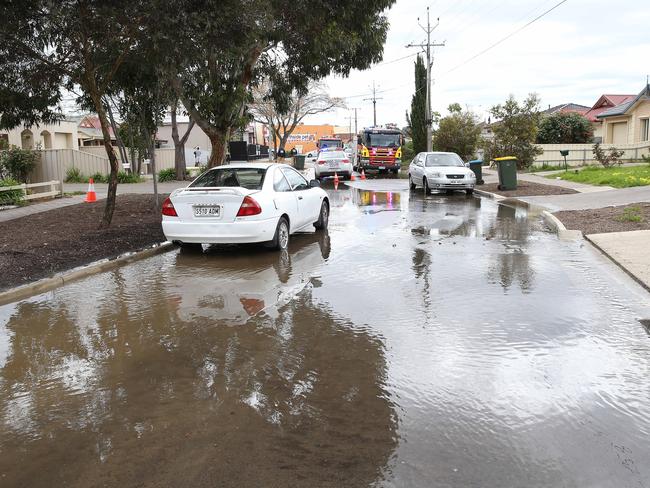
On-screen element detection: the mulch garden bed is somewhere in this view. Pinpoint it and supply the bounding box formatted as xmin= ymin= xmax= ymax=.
xmin=0 ymin=194 xmax=167 ymax=291
xmin=553 ymin=203 xmax=650 ymax=235
xmin=480 ymin=181 xmax=578 ymax=197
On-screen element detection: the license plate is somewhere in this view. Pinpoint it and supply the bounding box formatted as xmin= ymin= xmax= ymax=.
xmin=328 ymin=162 xmax=339 ymax=168
xmin=193 ymin=205 xmax=221 ymax=217
xmin=378 ymin=166 xmax=385 ymax=170
xmin=450 ymin=180 xmax=462 ymax=184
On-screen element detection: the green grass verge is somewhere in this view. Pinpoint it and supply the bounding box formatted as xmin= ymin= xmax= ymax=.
xmin=547 ymin=165 xmax=650 ymax=188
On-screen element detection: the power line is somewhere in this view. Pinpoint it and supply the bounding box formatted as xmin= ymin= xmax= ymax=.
xmin=446 ymin=0 xmax=569 ymax=74
xmin=376 ymin=52 xmax=419 ymax=67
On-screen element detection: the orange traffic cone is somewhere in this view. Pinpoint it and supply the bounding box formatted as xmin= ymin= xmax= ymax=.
xmin=333 ymin=172 xmax=339 ymax=185
xmin=84 ymin=178 xmax=97 ymax=203
xmin=361 ymin=169 xmax=367 ymax=180
xmin=350 ymin=172 xmax=356 ymax=181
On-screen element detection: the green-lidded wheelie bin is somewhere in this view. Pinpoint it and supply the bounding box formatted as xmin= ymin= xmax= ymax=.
xmin=293 ymin=155 xmax=306 ymax=170
xmin=494 ymin=156 xmax=518 ymax=190
xmin=468 ymin=159 xmax=484 ymax=185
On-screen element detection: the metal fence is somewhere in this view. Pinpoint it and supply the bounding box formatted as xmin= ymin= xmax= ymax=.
xmin=33 ymin=149 xmax=112 ymax=182
xmin=534 ymin=142 xmax=650 ymax=166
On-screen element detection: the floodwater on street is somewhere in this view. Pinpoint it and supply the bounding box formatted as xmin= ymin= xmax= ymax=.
xmin=1 ymin=181 xmax=649 ymax=487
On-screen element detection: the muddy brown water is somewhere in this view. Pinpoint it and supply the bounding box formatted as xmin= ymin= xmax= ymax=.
xmin=1 ymin=182 xmax=649 ymax=487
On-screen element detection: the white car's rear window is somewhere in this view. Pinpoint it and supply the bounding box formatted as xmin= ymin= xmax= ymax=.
xmin=320 ymin=151 xmax=346 ymax=159
xmin=190 ymin=168 xmax=266 ymax=189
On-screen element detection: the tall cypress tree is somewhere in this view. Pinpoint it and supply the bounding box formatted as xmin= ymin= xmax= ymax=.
xmin=407 ymin=55 xmax=427 ymax=154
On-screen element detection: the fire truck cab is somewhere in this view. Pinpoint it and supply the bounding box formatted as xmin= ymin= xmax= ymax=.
xmin=357 ymin=127 xmax=404 ymax=174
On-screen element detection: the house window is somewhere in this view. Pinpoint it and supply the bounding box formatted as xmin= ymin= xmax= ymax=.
xmin=642 ymin=118 xmax=649 ymax=142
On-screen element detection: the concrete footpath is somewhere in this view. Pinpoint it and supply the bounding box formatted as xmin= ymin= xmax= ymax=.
xmin=482 ymin=168 xmax=650 ymax=292
xmin=585 ymin=231 xmax=650 ymax=292
xmin=0 ymin=181 xmax=187 ymax=223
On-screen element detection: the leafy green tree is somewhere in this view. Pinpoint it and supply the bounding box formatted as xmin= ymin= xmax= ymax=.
xmin=0 ymin=0 xmax=149 ymax=227
xmin=406 ymin=55 xmax=427 ymax=154
xmin=483 ymin=94 xmax=543 ymax=169
xmin=537 ymin=112 xmax=594 ymax=144
xmin=433 ymin=104 xmax=481 ymax=161
xmin=164 ymin=0 xmax=394 ymax=167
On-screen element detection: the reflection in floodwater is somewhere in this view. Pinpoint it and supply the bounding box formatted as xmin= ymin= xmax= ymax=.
xmin=353 ymin=189 xmax=401 ymax=210
xmin=485 ymin=204 xmax=536 ymax=293
xmin=2 ymin=184 xmax=650 ymax=487
xmin=0 ymin=258 xmax=397 ymax=487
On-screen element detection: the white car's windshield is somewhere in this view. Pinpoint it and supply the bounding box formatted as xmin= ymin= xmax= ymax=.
xmin=190 ymin=168 xmax=266 ymax=189
xmin=425 ymin=154 xmax=464 ymax=167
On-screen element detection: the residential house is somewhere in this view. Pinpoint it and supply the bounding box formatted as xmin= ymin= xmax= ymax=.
xmin=583 ymin=94 xmax=636 ymax=143
xmin=0 ymin=119 xmax=79 ymax=150
xmin=542 ymin=103 xmax=590 ymax=116
xmin=597 ymin=84 xmax=650 ymax=145
xmin=76 ymin=115 xmax=117 ymax=147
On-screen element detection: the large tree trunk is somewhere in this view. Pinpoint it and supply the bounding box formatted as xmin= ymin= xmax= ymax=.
xmin=207 ymin=129 xmax=228 ymax=168
xmin=88 ymin=89 xmax=119 ymax=228
xmin=106 ymin=100 xmax=130 ymax=169
xmin=171 ymin=104 xmax=195 ymax=180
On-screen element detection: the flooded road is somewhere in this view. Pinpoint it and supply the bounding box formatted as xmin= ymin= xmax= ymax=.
xmin=1 ymin=181 xmax=649 ymax=487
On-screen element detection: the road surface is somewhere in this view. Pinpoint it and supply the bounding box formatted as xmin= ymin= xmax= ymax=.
xmin=1 ymin=181 xmax=649 ymax=487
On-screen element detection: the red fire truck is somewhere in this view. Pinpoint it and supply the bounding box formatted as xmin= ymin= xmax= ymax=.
xmin=356 ymin=127 xmax=404 ymax=174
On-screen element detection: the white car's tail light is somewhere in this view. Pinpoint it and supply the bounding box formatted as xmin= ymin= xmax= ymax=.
xmin=317 ymin=159 xmax=326 ymax=165
xmin=237 ymin=196 xmax=262 ymax=217
xmin=162 ymin=197 xmax=178 ymax=217
xmin=342 ymin=159 xmax=350 ymax=163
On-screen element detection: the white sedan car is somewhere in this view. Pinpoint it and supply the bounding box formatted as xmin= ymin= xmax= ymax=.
xmin=314 ymin=150 xmax=353 ymax=180
xmin=408 ymin=152 xmax=476 ymax=195
xmin=162 ymin=163 xmax=329 ymax=251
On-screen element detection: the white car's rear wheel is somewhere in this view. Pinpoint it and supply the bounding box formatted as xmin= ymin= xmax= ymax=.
xmin=268 ymin=217 xmax=290 ymax=251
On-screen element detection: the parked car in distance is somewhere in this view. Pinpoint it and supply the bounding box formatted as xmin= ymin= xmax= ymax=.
xmin=314 ymin=150 xmax=353 ymax=180
xmin=304 ymin=151 xmax=318 ymax=165
xmin=408 ymin=152 xmax=476 ymax=195
xmin=162 ymin=163 xmax=329 ymax=251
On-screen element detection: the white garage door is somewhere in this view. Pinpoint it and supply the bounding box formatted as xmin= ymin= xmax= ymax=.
xmin=612 ymin=122 xmax=628 ymax=144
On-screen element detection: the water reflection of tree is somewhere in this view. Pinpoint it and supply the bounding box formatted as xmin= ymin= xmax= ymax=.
xmin=412 ymin=246 xmax=434 ymax=325
xmin=485 ymin=204 xmax=535 ymax=293
xmin=0 ymin=271 xmax=396 ymax=486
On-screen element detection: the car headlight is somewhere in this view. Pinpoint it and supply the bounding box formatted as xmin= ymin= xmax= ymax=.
xmin=467 ymin=172 xmax=476 ymax=179
xmin=429 ymin=172 xmax=442 ymax=178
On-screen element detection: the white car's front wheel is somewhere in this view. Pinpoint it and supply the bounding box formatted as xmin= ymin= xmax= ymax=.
xmin=314 ymin=201 xmax=329 ymax=230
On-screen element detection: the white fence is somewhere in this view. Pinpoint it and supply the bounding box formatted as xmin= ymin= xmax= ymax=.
xmin=534 ymin=141 xmax=650 ymax=166
xmin=0 ymin=180 xmax=61 ymax=201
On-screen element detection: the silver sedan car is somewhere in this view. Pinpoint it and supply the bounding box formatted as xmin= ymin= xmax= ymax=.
xmin=408 ymin=152 xmax=476 ymax=195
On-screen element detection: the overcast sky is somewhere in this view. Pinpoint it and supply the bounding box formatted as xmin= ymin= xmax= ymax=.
xmin=305 ymin=0 xmax=650 ymax=129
